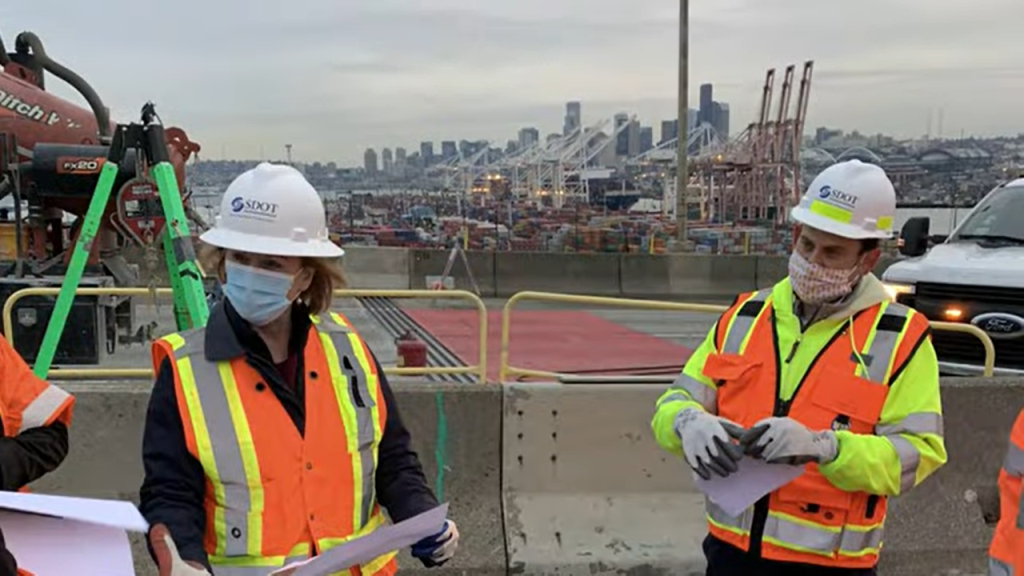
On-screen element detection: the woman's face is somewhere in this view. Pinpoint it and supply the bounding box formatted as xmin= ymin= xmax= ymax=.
xmin=226 ymin=250 xmax=303 ymax=274
xmin=224 ymin=250 xmax=313 ymax=299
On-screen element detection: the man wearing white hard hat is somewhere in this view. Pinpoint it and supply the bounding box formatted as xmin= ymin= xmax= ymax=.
xmin=139 ymin=163 xmax=458 ymax=575
xmin=652 ymin=160 xmax=946 ymax=574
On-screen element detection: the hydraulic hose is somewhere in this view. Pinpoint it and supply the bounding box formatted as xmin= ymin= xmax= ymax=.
xmin=14 ymin=32 xmax=111 ymax=140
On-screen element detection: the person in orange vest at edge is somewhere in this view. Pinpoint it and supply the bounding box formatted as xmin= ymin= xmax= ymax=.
xmin=138 ymin=163 xmax=458 ymax=576
xmin=988 ymin=408 xmax=1024 ymax=575
xmin=651 ymin=159 xmax=948 ymax=575
xmin=0 ymin=333 xmax=76 ymax=576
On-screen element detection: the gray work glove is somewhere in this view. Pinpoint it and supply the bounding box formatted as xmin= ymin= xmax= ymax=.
xmin=740 ymin=417 xmax=838 ymax=465
xmin=673 ymin=407 xmax=746 ymax=480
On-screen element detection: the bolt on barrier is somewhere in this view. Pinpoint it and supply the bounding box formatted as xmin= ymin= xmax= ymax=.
xmin=498 ymin=291 xmax=996 ymax=382
xmin=3 ymin=287 xmax=488 ymax=382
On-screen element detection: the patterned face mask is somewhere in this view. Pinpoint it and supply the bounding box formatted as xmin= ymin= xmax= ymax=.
xmin=788 ymin=250 xmax=862 ymax=305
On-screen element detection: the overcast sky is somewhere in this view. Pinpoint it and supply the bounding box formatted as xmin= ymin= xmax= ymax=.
xmin=5 ymin=0 xmax=1022 ymax=165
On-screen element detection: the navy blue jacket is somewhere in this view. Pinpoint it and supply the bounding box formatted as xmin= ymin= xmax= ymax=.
xmin=138 ymin=300 xmax=439 ymax=569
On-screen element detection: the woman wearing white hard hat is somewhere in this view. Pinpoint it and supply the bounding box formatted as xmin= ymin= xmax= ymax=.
xmin=139 ymin=163 xmax=458 ymax=575
xmin=653 ymin=160 xmax=945 ymax=574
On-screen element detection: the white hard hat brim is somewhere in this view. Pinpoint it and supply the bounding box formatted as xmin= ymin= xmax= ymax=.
xmin=790 ymin=205 xmax=892 ymax=240
xmin=199 ymin=227 xmax=345 ymax=258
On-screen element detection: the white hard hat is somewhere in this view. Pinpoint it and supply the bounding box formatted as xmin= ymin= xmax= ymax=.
xmin=791 ymin=160 xmax=896 ymax=240
xmin=200 ymin=163 xmax=344 ymax=258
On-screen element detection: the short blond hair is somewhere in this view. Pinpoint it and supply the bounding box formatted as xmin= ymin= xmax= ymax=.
xmin=199 ymin=244 xmax=346 ymax=315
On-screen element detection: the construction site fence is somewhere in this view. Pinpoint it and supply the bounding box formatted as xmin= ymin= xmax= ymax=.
xmin=3 ymin=287 xmax=997 ymax=382
xmin=498 ymin=291 xmax=997 ymax=381
xmin=2 ymin=287 xmax=488 ymax=382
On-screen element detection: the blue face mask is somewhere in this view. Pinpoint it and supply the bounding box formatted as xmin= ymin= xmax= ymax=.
xmin=222 ymin=260 xmax=298 ymax=327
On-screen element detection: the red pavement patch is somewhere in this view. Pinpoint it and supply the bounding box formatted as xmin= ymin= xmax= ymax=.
xmin=403 ymin=309 xmax=693 ymax=382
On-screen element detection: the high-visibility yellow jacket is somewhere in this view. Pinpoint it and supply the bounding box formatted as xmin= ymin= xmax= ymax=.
xmin=652 ymin=275 xmax=947 ymax=567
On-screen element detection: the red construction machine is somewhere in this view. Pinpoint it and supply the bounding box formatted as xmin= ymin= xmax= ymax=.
xmin=0 ymin=29 xmax=202 ymax=365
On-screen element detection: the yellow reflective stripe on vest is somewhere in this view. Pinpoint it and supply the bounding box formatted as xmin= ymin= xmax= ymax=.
xmin=165 ymin=332 xmax=265 ymax=560
xmin=720 ymin=289 xmax=772 ymax=355
xmin=707 ymin=501 xmax=883 ymax=558
xmin=17 ymin=382 xmax=72 ymax=433
xmin=208 ymin=542 xmax=310 ymax=576
xmin=316 ymin=312 xmax=383 ymax=532
xmin=317 ymin=511 xmax=397 ymax=572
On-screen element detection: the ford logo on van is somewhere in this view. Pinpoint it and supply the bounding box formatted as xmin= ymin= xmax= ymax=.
xmin=971 ymin=313 xmax=1024 ymax=339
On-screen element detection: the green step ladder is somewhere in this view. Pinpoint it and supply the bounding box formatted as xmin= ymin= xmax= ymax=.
xmin=32 ymin=103 xmax=209 ymax=378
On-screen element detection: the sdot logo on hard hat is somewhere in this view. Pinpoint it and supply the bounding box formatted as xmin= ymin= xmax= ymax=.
xmin=230 ymin=196 xmax=279 ymax=219
xmin=818 ymin=185 xmax=858 ymax=208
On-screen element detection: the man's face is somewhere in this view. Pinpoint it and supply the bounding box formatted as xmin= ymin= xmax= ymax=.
xmin=794 ymin=224 xmax=879 ymax=275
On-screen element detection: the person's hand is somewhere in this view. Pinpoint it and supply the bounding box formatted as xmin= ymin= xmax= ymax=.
xmin=740 ymin=417 xmax=838 ymax=465
xmin=411 ymin=520 xmax=459 ymax=568
xmin=673 ymin=407 xmax=746 ymax=480
xmin=149 ymin=524 xmax=211 ymax=576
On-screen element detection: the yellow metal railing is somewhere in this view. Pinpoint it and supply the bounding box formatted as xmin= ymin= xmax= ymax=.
xmin=3 ymin=287 xmax=488 ymax=382
xmin=498 ymin=291 xmax=997 ymax=381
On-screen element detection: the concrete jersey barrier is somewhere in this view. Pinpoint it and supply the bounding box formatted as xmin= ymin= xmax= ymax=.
xmin=344 ymin=246 xmax=901 ymax=299
xmin=29 ymin=377 xmax=1016 ymax=575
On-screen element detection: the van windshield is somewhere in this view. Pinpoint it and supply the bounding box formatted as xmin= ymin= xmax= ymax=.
xmin=951 ymin=184 xmax=1024 ymax=243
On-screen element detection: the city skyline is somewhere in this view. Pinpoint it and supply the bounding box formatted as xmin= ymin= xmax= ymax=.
xmin=9 ymin=0 xmax=1021 ymax=165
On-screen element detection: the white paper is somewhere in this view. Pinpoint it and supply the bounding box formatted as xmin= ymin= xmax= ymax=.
xmin=694 ymin=457 xmax=806 ymax=517
xmin=0 ymin=511 xmax=135 ymax=576
xmin=0 ymin=491 xmax=148 ymax=532
xmin=271 ymin=503 xmax=449 ymax=576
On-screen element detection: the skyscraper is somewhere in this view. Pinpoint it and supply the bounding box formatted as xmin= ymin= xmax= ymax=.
xmin=364 ymin=148 xmax=378 ymax=175
xmin=699 ymin=83 xmax=714 ymax=126
xmin=395 ymin=147 xmax=407 ymax=177
xmin=420 ymin=141 xmax=434 ymax=166
xmin=640 ymin=126 xmax=654 ymax=153
xmin=660 ymin=120 xmax=678 ymax=145
xmin=614 ymin=113 xmax=630 ymax=157
xmin=716 ymin=103 xmax=730 ymax=138
xmin=382 ymin=148 xmax=393 ymax=175
xmin=563 ymin=101 xmax=582 ymax=136
xmin=627 ymin=119 xmax=641 ymax=157
xmin=441 ymin=141 xmax=457 ymax=161
xmin=518 ymin=127 xmax=540 ymax=150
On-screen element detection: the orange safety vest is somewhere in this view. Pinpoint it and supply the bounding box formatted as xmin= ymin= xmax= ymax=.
xmin=988 ymin=409 xmax=1024 ymax=576
xmin=152 ymin=312 xmax=398 ymax=576
xmin=0 ymin=334 xmax=75 ymax=494
xmin=700 ymin=288 xmax=929 ymax=569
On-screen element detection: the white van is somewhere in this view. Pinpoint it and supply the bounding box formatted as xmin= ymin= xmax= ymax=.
xmin=882 ymin=177 xmax=1024 ymax=376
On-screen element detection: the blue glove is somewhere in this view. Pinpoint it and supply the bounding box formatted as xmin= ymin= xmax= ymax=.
xmin=411 ymin=520 xmax=459 ymax=568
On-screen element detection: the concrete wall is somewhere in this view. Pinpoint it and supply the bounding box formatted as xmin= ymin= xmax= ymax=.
xmin=340 ymin=247 xmax=902 ymax=300
xmin=342 ymin=246 xmax=412 ymax=290
xmin=33 ymin=377 xmax=1012 ymax=575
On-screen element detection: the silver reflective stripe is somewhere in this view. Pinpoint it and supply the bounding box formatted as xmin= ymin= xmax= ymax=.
xmin=863 ymin=305 xmax=910 ymax=384
xmin=177 ymin=335 xmax=253 ymax=558
xmin=1018 ymin=488 xmax=1023 ymax=530
xmin=17 ymin=383 xmax=71 ymax=433
xmin=721 ymin=289 xmax=771 ymax=355
xmin=318 ymin=314 xmax=377 ymax=529
xmin=876 ymin=412 xmax=944 ymax=437
xmin=662 ymin=373 xmax=716 ymax=412
xmin=763 ymin=514 xmax=883 ymax=556
xmin=707 ymin=499 xmax=883 ymax=556
xmin=888 ymin=435 xmax=921 ymax=494
xmin=706 ymin=499 xmax=755 ymax=532
xmin=1005 ymin=443 xmax=1024 ymax=476
xmin=989 ymin=556 xmax=1013 ymax=576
